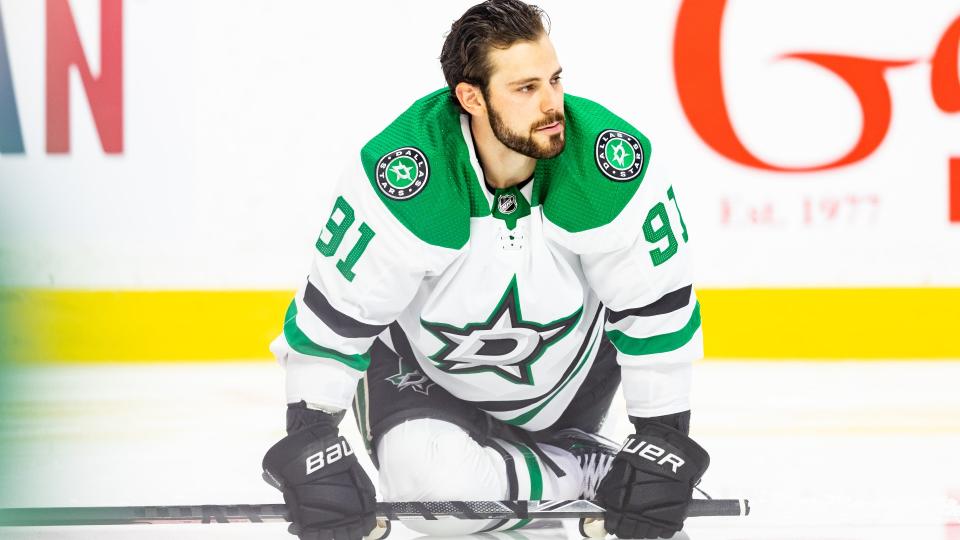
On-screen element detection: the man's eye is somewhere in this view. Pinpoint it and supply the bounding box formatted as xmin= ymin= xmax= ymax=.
xmin=551 ymin=76 xmax=562 ymax=84
xmin=519 ymin=85 xmax=534 ymax=93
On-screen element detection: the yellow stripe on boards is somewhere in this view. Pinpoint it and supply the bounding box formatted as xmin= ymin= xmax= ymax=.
xmin=1 ymin=288 xmax=959 ymax=363
xmin=1 ymin=289 xmax=291 ymax=363
xmin=698 ymin=288 xmax=960 ymax=359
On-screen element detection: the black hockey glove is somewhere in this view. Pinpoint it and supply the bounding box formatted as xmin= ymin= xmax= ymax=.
xmin=262 ymin=402 xmax=377 ymax=540
xmin=595 ymin=412 xmax=710 ymax=539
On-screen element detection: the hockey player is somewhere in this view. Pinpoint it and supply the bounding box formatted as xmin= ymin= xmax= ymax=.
xmin=262 ymin=1 xmax=710 ymax=538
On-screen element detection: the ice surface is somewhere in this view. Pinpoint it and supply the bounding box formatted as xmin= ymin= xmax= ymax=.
xmin=0 ymin=360 xmax=958 ymax=540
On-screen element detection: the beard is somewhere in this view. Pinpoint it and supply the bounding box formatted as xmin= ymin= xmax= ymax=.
xmin=488 ymin=103 xmax=566 ymax=160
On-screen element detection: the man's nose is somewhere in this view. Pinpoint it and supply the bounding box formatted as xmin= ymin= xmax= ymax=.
xmin=540 ymin=85 xmax=563 ymax=114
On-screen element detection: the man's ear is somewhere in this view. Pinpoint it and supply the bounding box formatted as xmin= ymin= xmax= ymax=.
xmin=455 ymin=82 xmax=485 ymax=116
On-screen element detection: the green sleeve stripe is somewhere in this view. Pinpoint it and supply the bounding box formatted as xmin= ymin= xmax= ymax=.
xmin=606 ymin=302 xmax=701 ymax=356
xmin=283 ymin=300 xmax=371 ymax=371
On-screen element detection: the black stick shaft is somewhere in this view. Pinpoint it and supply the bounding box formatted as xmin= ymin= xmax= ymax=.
xmin=0 ymin=499 xmax=749 ymax=527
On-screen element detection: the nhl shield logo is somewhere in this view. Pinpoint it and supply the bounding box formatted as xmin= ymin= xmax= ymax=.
xmin=376 ymin=147 xmax=430 ymax=200
xmin=498 ymin=194 xmax=518 ymax=215
xmin=595 ymin=130 xmax=644 ymax=182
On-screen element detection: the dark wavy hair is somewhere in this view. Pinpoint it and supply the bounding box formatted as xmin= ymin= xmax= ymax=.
xmin=440 ymin=0 xmax=550 ymax=112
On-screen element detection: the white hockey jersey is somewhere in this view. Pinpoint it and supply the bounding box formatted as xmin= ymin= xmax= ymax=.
xmin=273 ymin=89 xmax=703 ymax=431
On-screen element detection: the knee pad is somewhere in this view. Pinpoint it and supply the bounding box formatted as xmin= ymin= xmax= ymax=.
xmin=376 ymin=418 xmax=506 ymax=535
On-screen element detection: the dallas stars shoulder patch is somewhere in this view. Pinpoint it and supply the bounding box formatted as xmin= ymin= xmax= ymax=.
xmin=595 ymin=129 xmax=644 ymax=182
xmin=375 ymin=147 xmax=430 ymax=200
xmin=420 ymin=277 xmax=582 ymax=385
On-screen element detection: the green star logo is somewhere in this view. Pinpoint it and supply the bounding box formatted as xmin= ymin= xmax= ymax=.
xmin=606 ymin=139 xmax=636 ymax=170
xmin=595 ymin=129 xmax=644 ymax=182
xmin=421 ymin=276 xmax=582 ymax=385
xmin=386 ymin=156 xmax=417 ymax=188
xmin=375 ymin=147 xmax=430 ymax=200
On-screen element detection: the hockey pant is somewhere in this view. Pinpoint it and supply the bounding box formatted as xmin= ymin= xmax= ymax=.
xmin=353 ymin=331 xmax=621 ymax=535
xmin=377 ymin=418 xmax=582 ymax=535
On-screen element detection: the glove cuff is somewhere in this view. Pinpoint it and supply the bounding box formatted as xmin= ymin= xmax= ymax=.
xmin=629 ymin=410 xmax=691 ymax=434
xmin=287 ymin=400 xmax=340 ymax=434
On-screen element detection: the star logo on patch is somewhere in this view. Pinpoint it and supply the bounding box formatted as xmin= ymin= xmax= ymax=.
xmin=610 ymin=140 xmax=630 ymax=167
xmin=421 ymin=277 xmax=582 ymax=385
xmin=390 ymin=161 xmax=414 ymax=183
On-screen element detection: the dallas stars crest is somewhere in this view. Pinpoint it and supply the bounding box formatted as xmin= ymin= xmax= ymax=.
xmin=595 ymin=129 xmax=644 ymax=182
xmin=375 ymin=147 xmax=430 ymax=200
xmin=421 ymin=277 xmax=582 ymax=385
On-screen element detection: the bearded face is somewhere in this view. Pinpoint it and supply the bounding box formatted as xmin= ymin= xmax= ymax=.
xmin=473 ymin=33 xmax=567 ymax=160
xmin=487 ymin=100 xmax=566 ymax=159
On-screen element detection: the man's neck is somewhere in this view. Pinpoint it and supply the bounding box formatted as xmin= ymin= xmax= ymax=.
xmin=470 ymin=117 xmax=536 ymax=190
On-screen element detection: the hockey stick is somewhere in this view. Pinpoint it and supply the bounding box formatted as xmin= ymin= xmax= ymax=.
xmin=0 ymin=498 xmax=749 ymax=527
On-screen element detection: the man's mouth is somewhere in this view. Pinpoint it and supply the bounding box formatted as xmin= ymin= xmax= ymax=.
xmin=535 ymin=121 xmax=563 ymax=133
